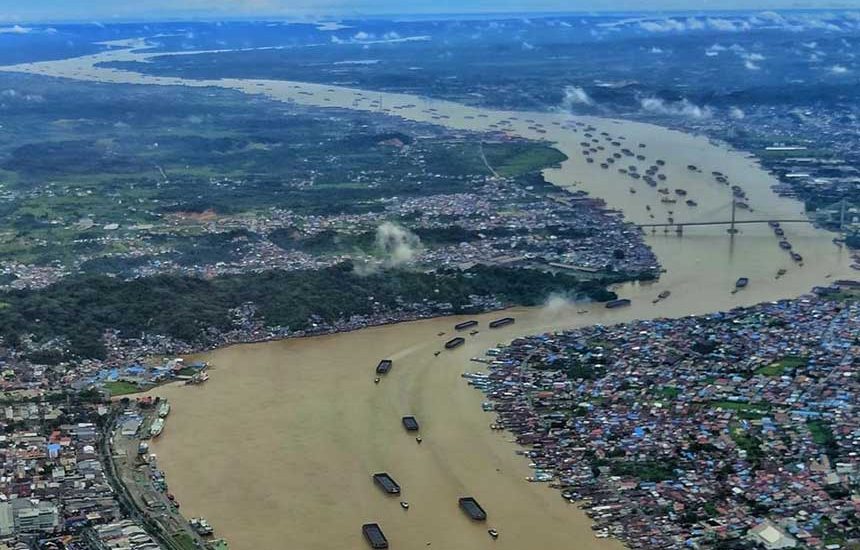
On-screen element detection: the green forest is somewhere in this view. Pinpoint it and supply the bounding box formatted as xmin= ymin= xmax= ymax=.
xmin=0 ymin=263 xmax=618 ymax=359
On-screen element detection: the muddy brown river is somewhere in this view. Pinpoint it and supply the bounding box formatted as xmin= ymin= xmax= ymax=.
xmin=5 ymin=39 xmax=856 ymax=549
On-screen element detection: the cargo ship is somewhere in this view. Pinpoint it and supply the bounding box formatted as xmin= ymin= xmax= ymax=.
xmin=445 ymin=337 xmax=465 ymax=349
xmin=402 ymin=416 xmax=420 ymax=431
xmin=459 ymin=497 xmax=487 ymax=521
xmin=376 ymin=360 xmax=392 ymax=375
xmin=605 ymin=299 xmax=631 ymax=309
xmin=362 ymin=523 xmax=389 ymax=549
xmin=488 ymin=317 xmax=515 ymax=329
xmin=157 ymin=401 xmax=170 ymax=418
xmin=372 ymin=473 xmax=401 ymax=495
xmin=455 ymin=320 xmax=479 ymax=331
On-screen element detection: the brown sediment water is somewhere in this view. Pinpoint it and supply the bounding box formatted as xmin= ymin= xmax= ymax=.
xmin=8 ymin=40 xmax=856 ymax=549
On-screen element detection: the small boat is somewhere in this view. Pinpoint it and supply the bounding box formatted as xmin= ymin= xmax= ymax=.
xmin=374 ymin=377 xmax=380 ymax=384
xmin=400 ymin=501 xmax=409 ymax=509
xmin=488 ymin=529 xmax=499 ymax=539
xmin=779 ymin=240 xmax=792 ymax=250
xmin=415 ymin=436 xmax=422 ymax=444
xmin=469 ymin=330 xmax=480 ymax=336
xmin=434 ymin=351 xmax=441 ymax=357
xmin=686 ymin=200 xmax=698 ymax=207
xmin=776 ymin=268 xmax=787 ymax=278
xmin=791 ymin=252 xmax=803 ymax=262
xmin=735 ymin=277 xmax=749 ymax=289
xmin=629 ymin=187 xmax=636 ymax=194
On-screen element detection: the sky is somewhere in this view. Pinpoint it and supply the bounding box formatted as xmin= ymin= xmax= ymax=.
xmin=0 ymin=0 xmax=857 ymax=23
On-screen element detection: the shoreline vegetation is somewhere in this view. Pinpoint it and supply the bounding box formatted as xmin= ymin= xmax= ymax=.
xmin=0 ymin=262 xmax=632 ymax=362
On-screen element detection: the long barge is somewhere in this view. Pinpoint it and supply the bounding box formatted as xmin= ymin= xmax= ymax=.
xmin=376 ymin=359 xmax=392 ymax=375
xmin=459 ymin=497 xmax=487 ymax=521
xmin=488 ymin=317 xmax=515 ymax=329
xmin=372 ymin=473 xmax=401 ymax=495
xmin=362 ymin=523 xmax=389 ymax=549
xmin=605 ymin=298 xmax=631 ymax=309
xmin=445 ymin=337 xmax=465 ymax=349
xmin=402 ymin=416 xmax=420 ymax=431
xmin=455 ymin=320 xmax=479 ymax=331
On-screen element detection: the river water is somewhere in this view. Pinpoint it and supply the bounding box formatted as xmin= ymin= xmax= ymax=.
xmin=4 ymin=42 xmax=856 ymax=549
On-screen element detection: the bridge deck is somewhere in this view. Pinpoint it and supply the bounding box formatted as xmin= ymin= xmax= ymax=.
xmin=638 ymin=219 xmax=811 ymax=228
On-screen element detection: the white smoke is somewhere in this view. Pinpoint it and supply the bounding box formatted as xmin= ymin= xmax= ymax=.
xmin=542 ymin=293 xmax=577 ymax=314
xmin=640 ymin=97 xmax=712 ymax=119
xmin=375 ymin=222 xmax=422 ymax=267
xmin=562 ymin=86 xmax=594 ymax=108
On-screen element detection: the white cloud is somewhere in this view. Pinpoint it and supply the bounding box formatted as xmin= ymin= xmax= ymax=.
xmin=744 ymin=60 xmax=761 ymax=71
xmin=649 ymin=46 xmax=664 ymax=54
xmin=521 ymin=41 xmax=535 ymax=50
xmin=830 ymin=65 xmax=850 ymax=74
xmin=729 ymin=107 xmax=746 ymax=120
xmin=640 ymin=97 xmax=712 ymax=119
xmin=0 ymin=25 xmax=31 ymax=34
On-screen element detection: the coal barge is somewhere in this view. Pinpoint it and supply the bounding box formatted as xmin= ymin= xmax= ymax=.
xmin=488 ymin=317 xmax=515 ymax=329
xmin=362 ymin=523 xmax=389 ymax=549
xmin=445 ymin=337 xmax=465 ymax=349
xmin=402 ymin=416 xmax=420 ymax=431
xmin=376 ymin=360 xmax=392 ymax=375
xmin=372 ymin=473 xmax=401 ymax=495
xmin=459 ymin=497 xmax=487 ymax=521
xmin=455 ymin=320 xmax=479 ymax=331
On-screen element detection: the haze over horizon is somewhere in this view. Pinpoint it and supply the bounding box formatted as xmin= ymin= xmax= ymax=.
xmin=1 ymin=0 xmax=858 ymax=24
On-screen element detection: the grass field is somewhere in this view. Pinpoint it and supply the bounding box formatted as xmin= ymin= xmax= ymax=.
xmin=104 ymin=380 xmax=143 ymax=396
